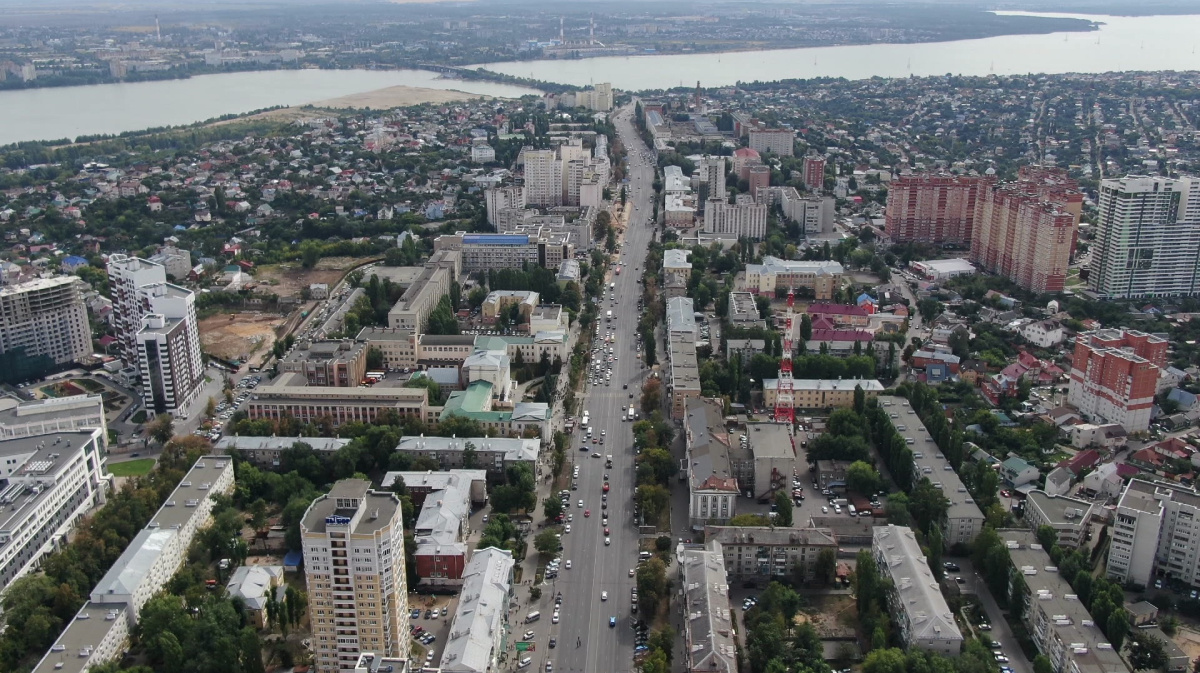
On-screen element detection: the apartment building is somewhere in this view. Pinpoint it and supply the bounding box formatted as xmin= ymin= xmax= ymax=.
xmin=971 ymin=167 xmax=1083 ymax=293
xmin=564 ymin=156 xmax=611 ymax=207
xmin=32 ymin=456 xmax=234 ymax=673
xmin=685 ymin=398 xmax=739 ymax=527
xmin=698 ymin=156 xmax=727 ymax=204
xmin=873 ymin=525 xmax=964 ymax=656
xmin=522 ymin=148 xmax=562 ymax=207
xmin=879 ymin=396 xmax=985 ymax=546
xmin=1089 ymin=175 xmax=1200 ymax=299
xmin=728 ymin=292 xmax=766 ymax=327
xmin=667 ymin=296 xmax=698 ymax=342
xmin=707 ymin=526 xmax=837 ymax=583
xmin=0 ymin=395 xmax=107 ymax=442
xmin=481 ymin=290 xmax=539 ymax=323
xmin=148 ymin=246 xmax=192 ymax=280
xmin=1024 ymin=490 xmax=1094 ymax=549
xmin=355 ymin=328 xmax=416 ymax=370
xmin=439 ymin=547 xmax=514 ymax=673
xmin=677 ymin=546 xmax=737 ymax=673
xmin=704 ymin=194 xmax=767 ymax=239
xmin=748 ymin=128 xmax=794 ymax=156
xmin=884 ymin=173 xmax=992 ymax=246
xmin=1067 ymin=329 xmax=1167 ymax=433
xmin=434 ymin=232 xmax=574 ymax=272
xmin=135 ymin=282 xmax=204 ymax=415
xmin=484 ymin=186 xmax=525 ymax=227
xmin=215 ymin=435 xmax=351 ymax=467
xmin=107 ymin=253 xmax=167 ymax=363
xmin=669 ymin=337 xmax=702 ymax=422
xmin=281 ymin=339 xmax=369 ymax=387
xmin=777 ymin=188 xmax=834 ymax=235
xmin=664 ymin=249 xmax=692 ymax=297
xmin=0 ymin=276 xmax=93 ymax=372
xmin=381 ymin=470 xmax=485 ymax=588
xmin=302 ymin=479 xmax=411 ymax=673
xmin=574 ymin=82 xmax=613 ymax=111
xmin=1107 ymin=478 xmax=1200 ymax=589
xmin=1004 ymin=530 xmax=1130 ymax=673
xmin=742 ymin=257 xmax=842 ymax=300
xmin=247 ymin=373 xmax=435 ymax=427
xmin=392 ymin=435 xmax=537 ymax=476
xmin=762 ymin=378 xmax=884 ymax=410
xmin=0 ymin=428 xmax=111 ymax=590
xmin=802 ymin=154 xmax=826 ymax=191
xmin=747 ymin=164 xmax=771 ymax=197
xmin=387 ymin=250 xmax=459 ymax=331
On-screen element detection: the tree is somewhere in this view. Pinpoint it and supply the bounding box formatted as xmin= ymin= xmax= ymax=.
xmin=814 ymin=548 xmax=837 ymax=585
xmin=148 ymin=413 xmax=175 ymax=444
xmin=854 ymin=384 xmax=866 ymax=413
xmin=637 ymin=557 xmax=668 ymax=615
xmin=1107 ymin=609 xmax=1130 ymax=651
xmin=927 ymin=525 xmax=944 ymax=580
xmin=641 ymin=377 xmax=662 ymax=415
xmin=846 ymin=461 xmax=882 ymax=496
xmin=534 ymin=530 xmax=560 ymax=557
xmin=1033 ymin=655 xmax=1054 ymax=673
xmin=543 ymin=496 xmax=563 ymax=521
xmin=774 ymin=491 xmax=793 ymax=527
xmin=800 ymin=313 xmax=812 ymax=341
xmin=862 ymin=648 xmax=907 ymax=673
xmin=366 ymin=346 xmax=384 ymax=370
xmin=205 ymin=396 xmax=217 ymax=418
xmin=1127 ymin=631 xmax=1168 ymax=671
xmin=249 ymin=499 xmax=269 ymax=535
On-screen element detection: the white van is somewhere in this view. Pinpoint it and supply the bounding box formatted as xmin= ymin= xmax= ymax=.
xmin=848 ymin=505 xmax=857 ymax=517
xmin=525 ymin=611 xmax=541 ymax=623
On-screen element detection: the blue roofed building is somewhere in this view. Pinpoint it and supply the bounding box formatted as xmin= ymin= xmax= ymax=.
xmin=434 ymin=230 xmax=574 ymax=272
xmin=60 ymin=255 xmax=89 ymax=272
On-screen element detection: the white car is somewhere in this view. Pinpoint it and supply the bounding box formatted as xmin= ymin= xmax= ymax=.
xmin=605 ymin=537 xmax=611 ymax=545
xmin=564 ymin=525 xmax=571 ymax=533
xmin=565 ymin=560 xmax=572 ymax=569
xmin=519 ymin=657 xmax=533 ymax=668
xmin=578 ymin=500 xmax=584 ymax=508
xmin=552 ymin=611 xmax=560 ymax=623
xmin=601 ymin=591 xmax=608 ymax=601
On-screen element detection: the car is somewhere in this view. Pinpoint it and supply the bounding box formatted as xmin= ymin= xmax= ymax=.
xmin=610 ymin=616 xmax=617 ymax=628
xmin=565 ymin=559 xmax=572 ymax=569
xmin=604 ymin=527 xmax=610 ymax=535
xmin=1000 ymin=490 xmax=1011 ymax=498
xmin=578 ymin=500 xmax=584 ymax=508
xmin=605 ymin=536 xmax=611 ymax=545
xmin=602 ymin=591 xmax=608 ymax=601
xmin=523 ymin=631 xmax=536 ymax=641
xmin=552 ymin=611 xmax=560 ymax=623
xmin=430 ymin=608 xmax=440 ymax=618
xmin=411 ymin=609 xmax=421 ymax=619
xmin=954 ymin=577 xmax=966 ymax=585
xmin=602 ymin=502 xmax=608 ymax=510
xmin=630 ymin=568 xmax=636 ymax=577
xmin=623 ymin=384 xmax=628 ymax=389
xmin=979 ymin=623 xmax=992 ymax=631
xmin=412 ymin=626 xmax=425 ymax=635
xmin=584 ymin=509 xmax=591 ymax=517
xmin=995 ymin=656 xmax=1009 ymax=664
xmin=546 ymin=663 xmax=553 ymax=672
xmin=567 ymin=514 xmax=573 ymax=522
xmin=943 ymin=562 xmax=960 ymax=571
xmin=424 ymin=609 xmax=432 ymax=619
xmin=549 ymin=637 xmax=557 ymax=649
xmin=603 ymin=483 xmax=610 ymax=492
xmin=518 ymin=657 xmax=533 ymax=668
xmin=822 ymin=506 xmax=828 ymax=513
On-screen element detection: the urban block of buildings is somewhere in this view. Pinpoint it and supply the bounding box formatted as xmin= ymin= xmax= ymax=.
xmin=380 ymin=469 xmax=487 ymax=588
xmin=741 ymin=257 xmax=843 ymax=301
xmin=706 ymin=526 xmax=837 ymax=583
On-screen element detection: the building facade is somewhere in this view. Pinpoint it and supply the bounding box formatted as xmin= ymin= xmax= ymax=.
xmin=704 ymin=194 xmax=767 ymax=239
xmin=1067 ymin=329 xmax=1167 ymax=433
xmin=742 ymin=257 xmax=842 ymax=300
xmin=802 ymin=155 xmax=826 ymax=191
xmin=135 ymin=282 xmax=204 ymax=416
xmin=522 ymin=148 xmax=562 ymax=207
xmin=748 ymin=128 xmax=794 ymax=156
xmin=1107 ymin=478 xmax=1200 ymax=589
xmin=884 ymin=173 xmax=991 ymax=246
xmin=0 ymin=276 xmax=93 ymax=373
xmin=302 ymin=479 xmax=410 ymax=673
xmin=281 ymin=340 xmax=369 ymax=387
xmin=971 ymin=167 xmax=1082 ymax=293
xmin=1089 ymin=175 xmax=1200 ymax=299
xmin=484 ymin=186 xmax=525 ymax=227
xmin=106 ymin=254 xmax=168 ymax=364
xmin=707 ymin=526 xmax=837 ymax=583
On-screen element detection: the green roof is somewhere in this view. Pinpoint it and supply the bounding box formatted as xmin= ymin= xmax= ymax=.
xmin=440 ymin=380 xmax=497 ymax=422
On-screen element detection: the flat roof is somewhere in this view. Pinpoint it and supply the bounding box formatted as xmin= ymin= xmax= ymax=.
xmin=394 ymin=436 xmax=539 ymax=463
xmin=763 ymin=378 xmax=885 ymax=392
xmin=746 ymin=423 xmax=796 ymax=459
xmin=878 ymin=396 xmax=984 ymax=524
xmin=667 ymin=297 xmax=697 ymax=335
xmin=301 ymin=479 xmax=401 ymax=536
xmin=1002 ymin=530 xmax=1129 ymax=673
xmin=706 ymin=525 xmax=836 ymax=548
xmin=0 ymin=430 xmax=102 ymax=556
xmin=669 ymin=339 xmax=702 ymax=393
xmin=0 ymin=274 xmax=83 ymax=297
xmin=1026 ymin=490 xmax=1094 ymax=526
xmin=216 ymin=435 xmax=351 ymax=453
xmin=32 ymin=602 xmax=128 ymax=673
xmin=873 ymin=525 xmax=962 ymax=643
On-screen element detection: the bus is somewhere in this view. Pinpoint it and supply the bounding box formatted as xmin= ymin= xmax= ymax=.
xmin=628 ymin=405 xmax=635 ymax=421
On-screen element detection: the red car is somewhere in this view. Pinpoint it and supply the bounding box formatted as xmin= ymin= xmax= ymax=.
xmin=584 ymin=509 xmax=591 ymax=517
xmin=1000 ymin=490 xmax=1011 ymax=498
xmin=604 ymin=527 xmax=610 ymax=535
xmin=603 ymin=482 xmax=610 ymax=492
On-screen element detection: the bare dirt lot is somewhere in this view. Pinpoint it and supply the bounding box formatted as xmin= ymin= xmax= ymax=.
xmin=199 ymin=312 xmax=288 ymax=362
xmin=254 ymin=256 xmax=367 ymax=299
xmin=1175 ymin=626 xmax=1200 ymax=662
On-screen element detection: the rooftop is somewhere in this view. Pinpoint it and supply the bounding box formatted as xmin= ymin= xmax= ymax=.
xmin=664 ymin=248 xmax=693 ymax=270
xmin=394 ymin=435 xmax=539 ymax=463
xmin=686 ymin=398 xmax=737 ymax=493
xmin=300 ymin=478 xmax=402 ymax=536
xmin=762 ymin=378 xmax=885 ymax=392
xmin=873 ymin=525 xmax=963 ymax=643
xmin=439 ymin=547 xmax=514 ymax=673
xmin=706 ymin=525 xmax=836 ymax=548
xmin=215 ymin=435 xmax=351 ymax=454
xmin=31 ymin=602 xmax=128 ymax=673
xmin=748 ymin=257 xmax=844 ymax=277
xmin=678 ymin=547 xmax=737 ymax=673
xmin=226 ymin=565 xmax=283 ymax=611
xmin=1026 ymin=490 xmax=1094 ymax=526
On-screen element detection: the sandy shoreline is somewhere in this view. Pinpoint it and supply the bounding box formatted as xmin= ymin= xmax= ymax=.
xmin=307 ymin=84 xmax=499 ymax=109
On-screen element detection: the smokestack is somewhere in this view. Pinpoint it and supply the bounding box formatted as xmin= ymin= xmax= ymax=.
xmin=559 ymin=17 xmax=564 ymax=44
xmin=155 ymin=14 xmax=161 ymax=42
xmin=589 ymin=16 xmax=594 ymax=45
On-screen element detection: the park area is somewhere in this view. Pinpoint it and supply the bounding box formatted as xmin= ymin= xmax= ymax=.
xmin=199 ymin=312 xmax=288 ymax=362
xmin=254 ymin=256 xmax=366 ymax=300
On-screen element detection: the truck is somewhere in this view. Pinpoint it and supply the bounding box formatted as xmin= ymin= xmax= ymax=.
xmin=628 ymin=405 xmax=636 ymax=421
xmin=606 ymin=310 xmax=612 ymax=322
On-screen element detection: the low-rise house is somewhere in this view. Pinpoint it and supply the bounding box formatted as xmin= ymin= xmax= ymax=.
xmin=1001 ymin=456 xmax=1040 ymax=488
xmin=226 ymin=565 xmax=285 ymax=628
xmin=1021 ymin=320 xmax=1065 ymax=348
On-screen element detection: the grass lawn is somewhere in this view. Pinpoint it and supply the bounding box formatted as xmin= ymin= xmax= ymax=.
xmin=130 ymin=410 xmax=148 ymax=424
xmin=107 ymin=458 xmax=156 ymax=477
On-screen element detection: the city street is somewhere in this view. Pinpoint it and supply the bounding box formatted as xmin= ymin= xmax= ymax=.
xmin=536 ymin=101 xmax=660 ymax=673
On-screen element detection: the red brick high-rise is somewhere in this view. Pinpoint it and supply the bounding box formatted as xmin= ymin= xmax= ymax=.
xmin=971 ymin=167 xmax=1083 ymax=293
xmin=802 ymin=155 xmax=826 ymax=192
xmin=884 ymin=173 xmax=993 ymax=246
xmin=1067 ymin=329 xmax=1167 ymax=433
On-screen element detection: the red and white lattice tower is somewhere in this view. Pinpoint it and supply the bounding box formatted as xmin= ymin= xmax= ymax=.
xmin=774 ymin=288 xmax=796 ymax=425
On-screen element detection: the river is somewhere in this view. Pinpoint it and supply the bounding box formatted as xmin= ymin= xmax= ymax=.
xmin=475 ymin=12 xmax=1200 ymax=90
xmin=3 ymin=12 xmax=1200 ymax=147
xmin=0 ymin=69 xmax=538 ymax=147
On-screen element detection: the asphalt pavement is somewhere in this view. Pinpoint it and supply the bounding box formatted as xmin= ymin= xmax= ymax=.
xmin=538 ymin=102 xmax=659 ymax=673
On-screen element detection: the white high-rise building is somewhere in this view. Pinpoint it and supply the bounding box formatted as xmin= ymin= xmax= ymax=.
xmin=485 ymin=186 xmax=525 ymax=227
xmin=107 ymin=254 xmax=167 ymax=364
xmin=1107 ymin=478 xmax=1200 ymax=589
xmin=704 ymin=194 xmax=767 ymax=239
xmin=0 ymin=276 xmax=93 ymax=370
xmin=699 ymin=156 xmax=726 ymax=205
xmin=1089 ymin=175 xmax=1200 ymax=299
xmin=522 ymin=148 xmax=562 ymax=207
xmin=135 ymin=282 xmax=204 ymax=416
xmin=302 ymin=479 xmax=410 ymax=673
